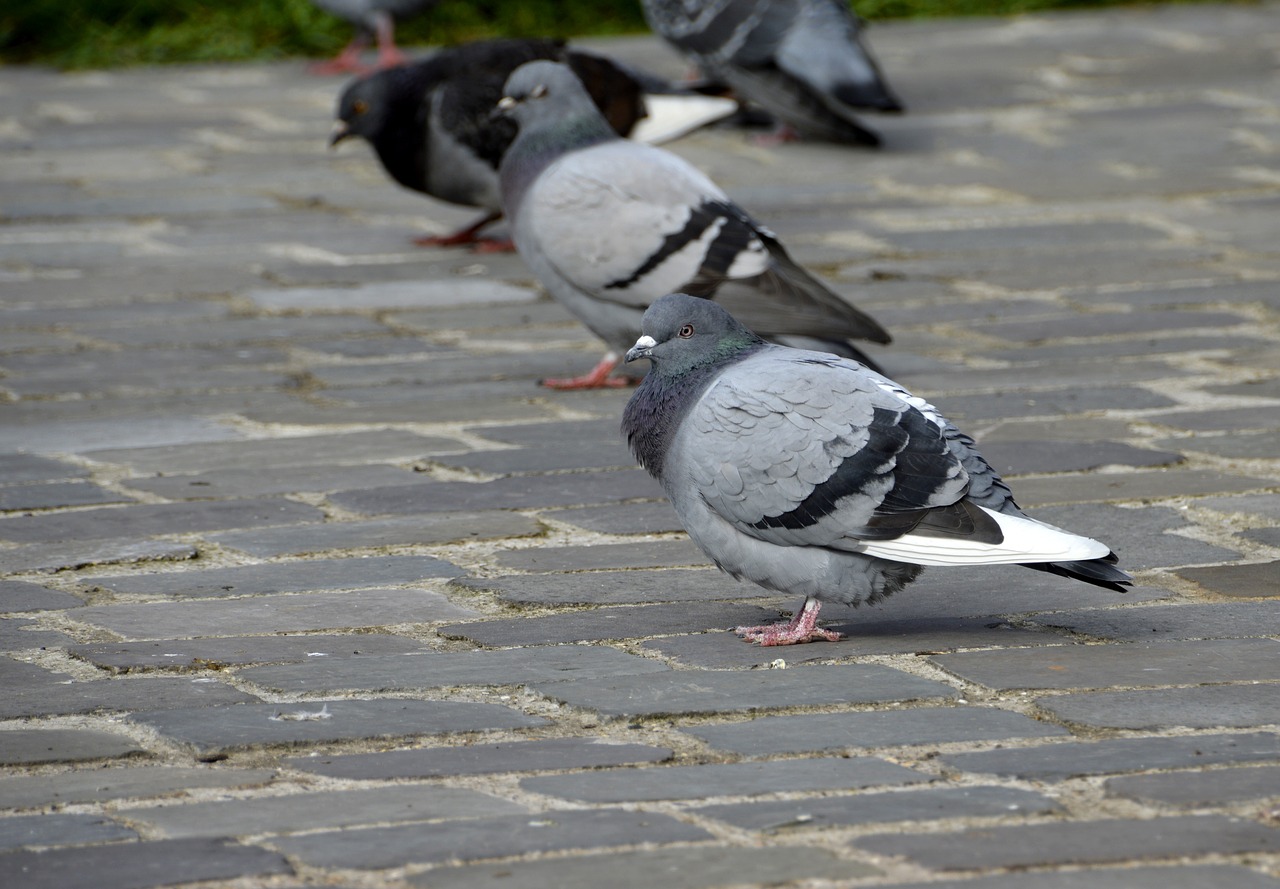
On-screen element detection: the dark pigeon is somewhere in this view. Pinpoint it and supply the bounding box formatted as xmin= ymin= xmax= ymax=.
xmin=310 ymin=0 xmax=439 ymax=74
xmin=622 ymin=294 xmax=1132 ymax=645
xmin=497 ymin=60 xmax=891 ymax=389
xmin=642 ymin=0 xmax=903 ymax=145
xmin=330 ymin=39 xmax=650 ymax=250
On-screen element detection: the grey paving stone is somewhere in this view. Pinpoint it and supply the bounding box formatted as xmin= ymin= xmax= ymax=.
xmin=434 ymin=441 xmax=636 ymax=475
xmin=81 ymin=554 xmax=463 ymax=598
xmin=1038 ymin=684 xmax=1280 ymax=731
xmin=410 ymin=845 xmax=869 ymax=889
xmin=0 ymin=498 xmax=323 ymax=544
xmin=687 ymin=707 xmax=1068 ymax=756
xmin=73 ymin=588 xmax=479 ymax=640
xmin=466 ymin=420 xmax=622 ymax=446
xmin=1246 ymin=528 xmax=1280 ymax=547
xmin=0 ymin=538 xmax=197 ymax=574
xmin=243 ymin=278 xmax=537 ymax=312
xmin=493 ymin=540 xmax=710 ymax=573
xmin=0 ymin=668 xmax=257 ymax=718
xmin=0 ymin=766 xmax=277 ymax=810
xmin=532 ymin=664 xmax=956 ymax=718
xmin=239 ymin=646 xmax=669 ymax=693
xmin=937 ymin=387 xmax=1177 ymax=424
xmin=0 ymin=617 xmax=74 ymax=652
xmin=87 ymin=429 xmax=461 ymax=473
xmin=699 ymin=785 xmax=1059 ymax=832
xmin=1160 ymin=430 xmax=1279 ymax=459
xmin=932 ymin=639 xmax=1280 ymax=690
xmin=452 ymin=569 xmax=775 ymax=605
xmin=0 ymin=837 xmax=291 ymax=889
xmin=209 ymin=511 xmax=544 ymax=558
xmin=87 ymin=314 xmax=390 ymax=348
xmin=1004 ymin=469 xmax=1273 ymax=508
xmin=329 ymin=469 xmax=663 ymax=515
xmin=0 ymin=580 xmax=84 ymax=612
xmin=442 ymin=603 xmax=783 ymax=647
xmin=0 ymin=453 xmax=90 ymax=483
xmin=130 ymin=699 xmax=546 ymax=755
xmin=1031 ymin=601 xmax=1280 ymax=641
xmin=1156 ymin=406 xmax=1280 ymax=433
xmin=0 ymin=729 xmax=145 ymax=765
xmin=69 ymin=633 xmax=427 ymax=672
xmin=974 ymin=440 xmax=1183 ymax=477
xmin=287 ymin=738 xmax=673 ymax=780
xmin=1178 ymin=562 xmax=1280 ymax=598
xmin=1107 ymin=764 xmax=1280 ymax=808
xmin=522 ymin=757 xmax=927 ymax=802
xmin=127 ymin=785 xmax=526 ymax=839
xmin=0 ymin=480 xmax=132 ymax=510
xmin=939 ymin=732 xmax=1280 ymax=781
xmin=0 ymin=813 xmax=136 ymax=852
xmin=980 ymin=310 xmax=1252 ymax=343
xmin=877 ymin=865 xmax=1280 ymax=889
xmin=851 ymin=814 xmax=1280 ymax=871
xmin=1197 ymin=494 xmax=1280 ymax=522
xmin=120 ymin=463 xmax=426 ymax=499
xmin=272 ymin=809 xmax=712 ymax=869
xmin=546 ymin=501 xmax=683 ymax=535
xmin=0 ymin=415 xmax=247 ymax=457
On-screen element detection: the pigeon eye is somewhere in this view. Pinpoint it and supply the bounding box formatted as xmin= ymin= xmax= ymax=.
xmin=678 ymin=324 xmax=695 ymax=338
xmin=352 ymin=99 xmax=368 ymax=115
xmin=530 ymin=84 xmax=548 ymax=99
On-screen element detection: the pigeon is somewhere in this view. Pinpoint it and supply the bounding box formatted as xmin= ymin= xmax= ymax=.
xmin=331 ymin=39 xmax=651 ymax=250
xmin=622 ymin=294 xmax=1132 ymax=646
xmin=497 ymin=60 xmax=891 ymax=389
xmin=641 ymin=0 xmax=903 ymax=146
xmin=309 ymin=0 xmax=437 ymax=74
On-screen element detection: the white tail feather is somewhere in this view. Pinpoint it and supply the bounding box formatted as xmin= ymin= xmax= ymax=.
xmin=630 ymin=94 xmax=739 ymax=145
xmin=856 ymin=506 xmax=1111 ymax=567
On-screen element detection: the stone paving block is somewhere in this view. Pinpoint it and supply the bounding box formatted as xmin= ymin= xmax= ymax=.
xmin=1159 ymin=430 xmax=1278 ymax=459
xmin=0 ymin=729 xmax=145 ymax=765
xmin=1156 ymin=406 xmax=1280 ymax=433
xmin=209 ymin=511 xmax=544 ymax=558
xmin=242 ymin=278 xmax=537 ymax=312
xmin=0 ymin=580 xmax=84 ymax=612
xmin=1197 ymin=494 xmax=1280 ymax=522
xmin=532 ymin=664 xmax=957 ymax=718
xmin=329 ymin=469 xmax=663 ymax=515
xmin=73 ymin=588 xmax=479 ymax=640
xmin=972 ymin=440 xmax=1183 ymax=477
xmin=1246 ymin=528 xmax=1280 ymax=548
xmin=0 ymin=617 xmax=74 ymax=652
xmin=1107 ymin=765 xmax=1280 ymax=808
xmin=81 ymin=554 xmax=463 ymax=598
xmin=493 ymin=540 xmax=710 ymax=573
xmin=127 ymin=785 xmax=527 ymax=839
xmin=643 ymin=615 xmax=1054 ymax=667
xmin=0 ymin=766 xmax=277 ymax=810
xmin=0 ymin=453 xmax=90 ymax=483
xmin=1037 ymin=684 xmax=1280 ymax=731
xmin=1031 ymin=601 xmax=1280 ymax=641
xmin=466 ymin=420 xmax=622 ymax=446
xmin=0 ymin=498 xmax=323 ymax=544
xmin=442 ymin=603 xmax=782 ymax=647
xmin=0 ymin=837 xmax=291 ymax=889
xmin=272 ymin=809 xmax=712 ymax=869
xmin=69 ymin=633 xmax=427 ymax=672
xmin=410 ymin=845 xmax=868 ymax=889
xmin=1178 ymin=562 xmax=1280 ymax=598
xmin=239 ymin=646 xmax=669 ymax=693
xmin=0 ymin=539 xmax=197 ymax=574
xmin=878 ymin=865 xmax=1280 ymax=889
xmin=545 ymin=501 xmax=683 ymax=535
xmin=433 ymin=441 xmax=637 ymax=475
xmin=687 ymin=707 xmax=1068 ymax=756
xmin=87 ymin=429 xmax=462 ymax=473
xmin=932 ymin=639 xmax=1280 ymax=690
xmin=87 ymin=314 xmax=390 ymax=348
xmin=120 ymin=463 xmax=426 ymax=499
xmin=287 ymin=738 xmax=673 ymax=780
xmin=451 ymin=569 xmax=774 ymax=606
xmin=935 ymin=387 xmax=1177 ymax=424
xmin=980 ymin=310 xmax=1251 ymax=344
xmin=1000 ymin=469 xmax=1272 ymax=508
xmin=0 ymin=481 xmax=132 ymax=510
xmin=130 ymin=699 xmax=546 ymax=756
xmin=0 ymin=813 xmax=136 ymax=852
xmin=938 ymin=732 xmax=1280 ymax=781
xmin=850 ymin=814 xmax=1280 ymax=871
xmin=239 ymin=394 xmax=558 ymax=426
xmin=698 ymin=785 xmax=1059 ymax=832
xmin=522 ymin=757 xmax=928 ymax=802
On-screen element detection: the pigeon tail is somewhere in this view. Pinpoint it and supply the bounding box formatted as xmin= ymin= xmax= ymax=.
xmin=1023 ymin=553 xmax=1133 ymax=593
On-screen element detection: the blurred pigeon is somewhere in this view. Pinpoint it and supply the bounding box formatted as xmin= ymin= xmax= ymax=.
xmin=622 ymin=294 xmax=1132 ymax=645
xmin=310 ymin=0 xmax=437 ymax=74
xmin=642 ymin=0 xmax=902 ymax=145
xmin=497 ymin=60 xmax=891 ymax=389
xmin=331 ymin=39 xmax=650 ymax=249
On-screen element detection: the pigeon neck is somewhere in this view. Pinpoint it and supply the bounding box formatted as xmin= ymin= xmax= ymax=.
xmin=501 ymin=113 xmax=616 ymax=209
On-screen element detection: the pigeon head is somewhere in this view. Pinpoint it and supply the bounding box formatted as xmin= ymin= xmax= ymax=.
xmin=331 ymin=72 xmax=392 ymax=146
xmin=625 ymin=294 xmax=765 ymax=373
xmin=496 ymin=61 xmax=609 ymax=132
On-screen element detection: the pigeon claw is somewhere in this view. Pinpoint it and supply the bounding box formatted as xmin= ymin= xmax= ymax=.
xmin=540 ymin=353 xmax=635 ymax=390
xmin=735 ymin=598 xmax=842 ymax=646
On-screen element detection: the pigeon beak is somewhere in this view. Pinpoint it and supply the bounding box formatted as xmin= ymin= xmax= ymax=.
xmin=328 ymin=121 xmax=350 ymax=148
xmin=625 ymin=335 xmax=657 ymax=363
xmin=493 ymin=95 xmax=517 ymax=119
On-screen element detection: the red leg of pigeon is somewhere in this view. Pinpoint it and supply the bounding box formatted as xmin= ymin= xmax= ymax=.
xmin=309 ymin=39 xmax=371 ymax=76
xmin=371 ymin=12 xmax=407 ymax=70
xmin=540 ymin=353 xmax=634 ymax=390
xmin=751 ymin=123 xmax=802 ymax=148
xmin=413 ymin=211 xmax=509 ymax=251
xmin=736 ymin=598 xmax=843 ymax=646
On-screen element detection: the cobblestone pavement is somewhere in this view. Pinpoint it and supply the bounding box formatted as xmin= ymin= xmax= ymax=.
xmin=2 ymin=4 xmax=1279 ymax=887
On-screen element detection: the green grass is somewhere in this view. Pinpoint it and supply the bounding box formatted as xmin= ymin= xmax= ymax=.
xmin=0 ymin=0 xmax=1212 ymax=69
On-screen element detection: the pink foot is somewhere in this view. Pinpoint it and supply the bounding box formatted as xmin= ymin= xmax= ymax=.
xmin=736 ymin=599 xmax=842 ymax=646
xmin=412 ymin=212 xmax=507 ymax=251
xmin=751 ymin=124 xmax=801 ymax=148
xmin=540 ymin=353 xmax=635 ymax=390
xmin=308 ymin=42 xmax=370 ymax=76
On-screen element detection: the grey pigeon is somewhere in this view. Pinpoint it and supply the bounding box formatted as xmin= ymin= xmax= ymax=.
xmin=497 ymin=60 xmax=891 ymax=389
xmin=622 ymin=294 xmax=1132 ymax=646
xmin=331 ymin=39 xmax=650 ymax=249
xmin=310 ymin=0 xmax=437 ymax=74
xmin=642 ymin=0 xmax=902 ymax=146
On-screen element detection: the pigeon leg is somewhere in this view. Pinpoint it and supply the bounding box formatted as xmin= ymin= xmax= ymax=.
xmin=371 ymin=12 xmax=408 ymax=70
xmin=751 ymin=123 xmax=802 ymax=148
xmin=412 ymin=211 xmax=511 ymax=251
xmin=309 ymin=37 xmax=372 ymax=75
xmin=540 ymin=353 xmax=634 ymax=390
xmin=736 ymin=598 xmax=843 ymax=646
